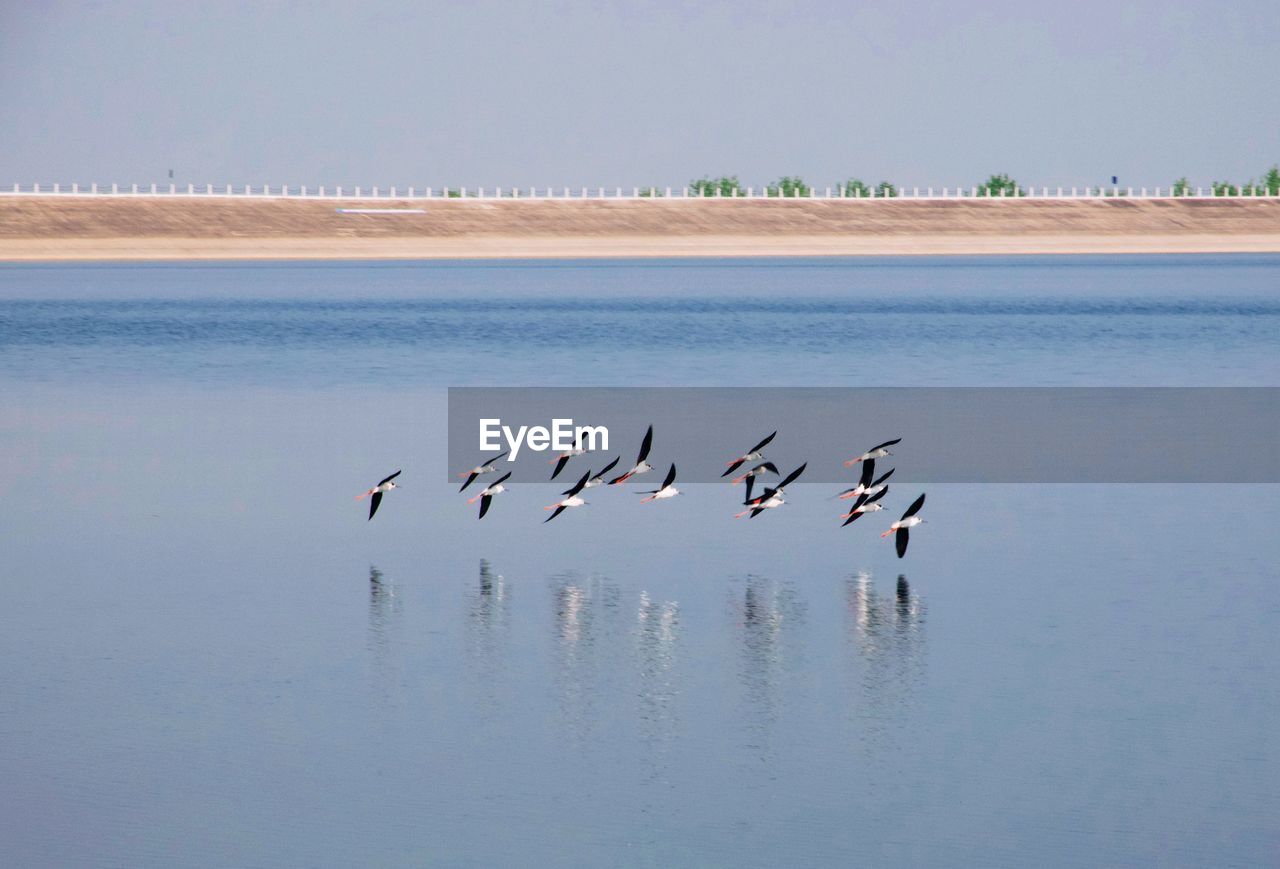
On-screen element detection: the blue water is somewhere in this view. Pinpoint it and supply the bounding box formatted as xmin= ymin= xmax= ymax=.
xmin=1 ymin=257 xmax=1277 ymax=867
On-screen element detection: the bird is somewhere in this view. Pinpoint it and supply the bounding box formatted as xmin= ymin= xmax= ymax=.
xmin=545 ymin=469 xmax=592 ymax=522
xmin=549 ymin=430 xmax=591 ymax=480
xmin=839 ymin=462 xmax=895 ymax=500
xmin=731 ymin=461 xmax=779 ymax=503
xmin=881 ymin=493 xmax=926 ymax=557
xmin=609 ymin=425 xmax=654 ymax=484
xmin=839 ymin=488 xmax=888 ymax=526
xmin=723 ymin=431 xmax=777 ymax=477
xmin=356 ymin=470 xmax=401 ymax=521
xmin=467 ymin=471 xmax=512 ymax=519
xmin=640 ymin=464 xmax=679 ymax=503
xmin=844 ymin=438 xmax=901 ymax=468
xmin=582 ymin=457 xmax=619 ymax=489
xmin=735 ymin=463 xmax=806 ymax=518
xmin=458 ymin=451 xmax=509 ymax=492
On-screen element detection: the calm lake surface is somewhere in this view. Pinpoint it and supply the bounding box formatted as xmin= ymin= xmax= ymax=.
xmin=1 ymin=256 xmax=1277 ymax=867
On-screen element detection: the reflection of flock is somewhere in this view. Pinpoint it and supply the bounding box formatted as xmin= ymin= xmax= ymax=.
xmin=357 ymin=427 xmax=930 ymax=558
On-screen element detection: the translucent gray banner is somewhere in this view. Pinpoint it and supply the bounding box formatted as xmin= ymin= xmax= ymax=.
xmin=447 ymin=388 xmax=1279 ymax=484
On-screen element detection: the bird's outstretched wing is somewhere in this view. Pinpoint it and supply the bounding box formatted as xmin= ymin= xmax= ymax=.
xmin=594 ymin=457 xmax=619 ymax=480
xmin=859 ymin=458 xmax=876 ymax=489
xmin=750 ymin=431 xmax=777 ymax=454
xmin=896 ymin=527 xmax=910 ymax=558
xmin=778 ymin=463 xmax=807 ymax=489
xmin=744 ymin=475 xmax=756 ymax=503
xmin=459 ymin=471 xmax=479 ymax=492
xmin=544 ymin=505 xmax=567 ymax=523
xmin=564 ymin=470 xmax=591 ymax=497
xmin=661 ymin=463 xmax=677 ymax=489
xmin=378 ymin=470 xmax=402 ymax=486
xmin=723 ymin=458 xmax=746 ymax=477
xmin=902 ymin=492 xmax=926 ymax=519
xmin=551 ymin=454 xmax=572 ymax=480
xmin=865 ymin=486 xmax=889 ymax=504
xmin=842 ymin=510 xmax=864 ymax=527
xmin=478 ymin=494 xmax=493 ymax=519
xmin=368 ymin=491 xmax=383 ymax=520
xmin=873 ymin=467 xmax=895 ymax=487
xmin=871 ymin=438 xmax=902 ymax=452
xmin=637 ymin=425 xmax=654 ymax=462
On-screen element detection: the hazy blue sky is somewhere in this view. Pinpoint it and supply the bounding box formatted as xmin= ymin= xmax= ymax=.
xmin=1 ymin=1 xmax=1276 ymax=189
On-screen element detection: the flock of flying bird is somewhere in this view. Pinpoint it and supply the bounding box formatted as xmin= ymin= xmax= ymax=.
xmin=357 ymin=428 xmax=929 ymax=557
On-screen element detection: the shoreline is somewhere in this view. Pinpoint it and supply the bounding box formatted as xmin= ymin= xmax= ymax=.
xmin=4 ymin=234 xmax=1280 ymax=261
xmin=2 ymin=196 xmax=1278 ymax=261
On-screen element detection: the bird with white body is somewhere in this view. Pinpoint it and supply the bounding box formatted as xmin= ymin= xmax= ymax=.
xmin=844 ymin=438 xmax=901 ymax=468
xmin=467 ymin=471 xmax=512 ymax=519
xmin=609 ymin=425 xmax=654 ymax=484
xmin=723 ymin=431 xmax=777 ymax=477
xmin=881 ymin=493 xmax=927 ymax=557
xmin=458 ymin=451 xmax=509 ymax=492
xmin=639 ymin=464 xmax=680 ymax=503
xmin=735 ymin=463 xmax=806 ymax=518
xmin=356 ymin=470 xmax=401 ymax=521
xmin=545 ymin=469 xmax=592 ymax=522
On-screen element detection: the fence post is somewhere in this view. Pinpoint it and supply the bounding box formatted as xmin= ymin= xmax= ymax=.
xmin=92 ymin=182 xmax=98 ymax=194
xmin=1196 ymin=187 xmax=1203 ymax=196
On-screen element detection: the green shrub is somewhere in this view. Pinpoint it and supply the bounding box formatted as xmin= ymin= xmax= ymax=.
xmin=977 ymin=174 xmax=1024 ymax=197
xmin=689 ymin=176 xmax=742 ymax=197
xmin=876 ymin=180 xmax=898 ymax=198
xmin=1263 ymin=166 xmax=1280 ymax=195
xmin=842 ymin=178 xmax=871 ymax=197
xmin=1172 ymin=177 xmax=1191 ymax=196
xmin=767 ymin=176 xmax=810 ymax=197
xmin=637 ymin=186 xmax=665 ymax=197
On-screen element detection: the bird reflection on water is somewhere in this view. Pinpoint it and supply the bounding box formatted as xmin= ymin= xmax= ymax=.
xmin=367 ymin=564 xmax=404 ymax=704
xmin=552 ymin=572 xmax=623 ymax=743
xmin=845 ymin=571 xmax=927 ymax=745
xmin=731 ymin=575 xmax=807 ymax=764
xmin=367 ymin=565 xmax=400 ymax=652
xmin=466 ymin=560 xmax=512 ymax=718
xmin=634 ymin=590 xmax=681 ymax=779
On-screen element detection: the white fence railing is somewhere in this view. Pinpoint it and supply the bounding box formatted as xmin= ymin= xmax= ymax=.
xmin=2 ymin=182 xmax=1278 ymax=200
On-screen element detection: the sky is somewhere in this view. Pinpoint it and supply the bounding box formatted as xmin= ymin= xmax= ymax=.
xmin=1 ymin=1 xmax=1276 ymax=190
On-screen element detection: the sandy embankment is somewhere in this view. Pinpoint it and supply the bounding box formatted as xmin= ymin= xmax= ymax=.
xmin=1 ymin=196 xmax=1278 ymax=260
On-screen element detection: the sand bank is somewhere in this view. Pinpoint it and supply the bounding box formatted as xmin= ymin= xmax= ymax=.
xmin=2 ymin=196 xmax=1278 ymax=260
